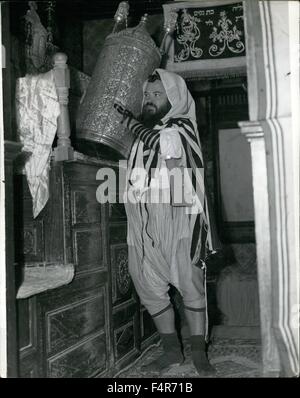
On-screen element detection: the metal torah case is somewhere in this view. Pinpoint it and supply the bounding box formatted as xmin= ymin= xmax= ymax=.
xmin=76 ymin=14 xmax=162 ymax=158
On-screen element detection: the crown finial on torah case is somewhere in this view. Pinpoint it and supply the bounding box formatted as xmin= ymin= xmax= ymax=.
xmin=76 ymin=11 xmax=162 ymax=159
xmin=113 ymin=1 xmax=130 ymax=32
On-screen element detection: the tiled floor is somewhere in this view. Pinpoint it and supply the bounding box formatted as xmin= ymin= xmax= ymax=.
xmin=115 ymin=338 xmax=263 ymax=378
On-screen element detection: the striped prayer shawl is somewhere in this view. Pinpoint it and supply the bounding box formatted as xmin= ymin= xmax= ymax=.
xmin=127 ymin=117 xmax=214 ymax=265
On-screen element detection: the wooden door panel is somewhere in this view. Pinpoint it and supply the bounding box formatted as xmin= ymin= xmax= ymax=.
xmin=110 ymin=243 xmax=132 ymax=305
xmin=19 ymin=355 xmax=40 ymax=378
xmin=17 ymin=297 xmax=40 ymax=377
xmin=73 ymin=229 xmax=104 ymax=272
xmin=46 ymin=290 xmax=106 ymax=356
xmin=16 ymin=160 xmax=158 ymax=377
xmin=109 ymin=223 xmax=127 ymax=244
xmin=17 ymin=297 xmax=37 ymax=352
xmin=109 ymin=202 xmax=127 ymax=222
xmin=114 ymin=320 xmax=137 ymax=361
xmin=36 ymin=272 xmax=111 ymax=377
xmin=71 ymin=189 xmax=102 ymax=225
xmin=47 ymin=332 xmax=107 ymax=378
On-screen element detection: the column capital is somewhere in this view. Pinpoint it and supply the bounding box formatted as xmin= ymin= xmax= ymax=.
xmin=238 ymin=120 xmax=264 ymax=142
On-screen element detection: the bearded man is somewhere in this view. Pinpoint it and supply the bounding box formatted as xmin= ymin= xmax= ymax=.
xmin=114 ymin=69 xmax=217 ymax=376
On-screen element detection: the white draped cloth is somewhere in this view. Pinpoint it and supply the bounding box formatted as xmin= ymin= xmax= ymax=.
xmin=15 ymin=70 xmax=60 ymax=218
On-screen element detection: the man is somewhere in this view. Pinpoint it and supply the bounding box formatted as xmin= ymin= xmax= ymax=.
xmin=114 ymin=68 xmax=216 ymax=376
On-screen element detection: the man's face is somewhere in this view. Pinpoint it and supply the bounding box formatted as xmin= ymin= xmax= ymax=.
xmin=141 ymin=80 xmax=171 ymax=127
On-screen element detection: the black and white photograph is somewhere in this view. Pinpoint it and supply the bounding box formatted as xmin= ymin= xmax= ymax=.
xmin=0 ymin=0 xmax=299 ymax=382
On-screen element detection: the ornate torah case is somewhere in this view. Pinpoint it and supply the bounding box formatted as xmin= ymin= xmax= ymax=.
xmin=76 ymin=15 xmax=161 ymax=158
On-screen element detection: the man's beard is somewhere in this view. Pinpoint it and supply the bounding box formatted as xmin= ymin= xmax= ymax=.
xmin=140 ymin=101 xmax=171 ymax=128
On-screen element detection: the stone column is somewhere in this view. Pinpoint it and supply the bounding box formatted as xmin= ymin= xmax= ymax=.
xmin=239 ymin=120 xmax=280 ymax=376
xmin=243 ymin=0 xmax=299 ymax=377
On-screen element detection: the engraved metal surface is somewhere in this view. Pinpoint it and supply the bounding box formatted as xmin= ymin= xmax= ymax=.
xmin=76 ymin=20 xmax=161 ymax=158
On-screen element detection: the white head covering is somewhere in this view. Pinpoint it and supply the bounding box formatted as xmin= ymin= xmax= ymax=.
xmin=142 ymin=68 xmax=197 ymax=124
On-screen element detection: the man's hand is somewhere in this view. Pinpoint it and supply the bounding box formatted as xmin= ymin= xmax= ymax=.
xmin=114 ymin=103 xmax=161 ymax=152
xmin=114 ymin=102 xmax=133 ymax=126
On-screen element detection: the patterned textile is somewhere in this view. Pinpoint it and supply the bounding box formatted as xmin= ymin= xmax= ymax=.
xmin=15 ymin=70 xmax=60 ymax=218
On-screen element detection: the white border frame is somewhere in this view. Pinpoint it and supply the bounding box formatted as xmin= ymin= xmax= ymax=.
xmin=0 ymin=2 xmax=7 ymax=379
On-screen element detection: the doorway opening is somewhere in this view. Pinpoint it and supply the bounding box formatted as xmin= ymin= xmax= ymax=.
xmin=187 ymin=76 xmax=260 ymax=341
